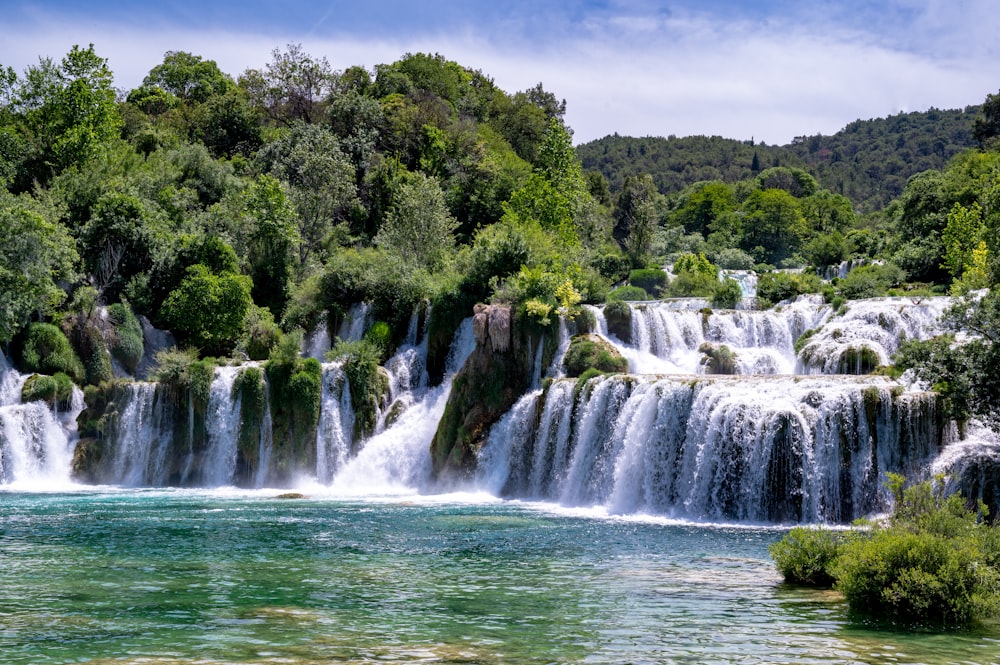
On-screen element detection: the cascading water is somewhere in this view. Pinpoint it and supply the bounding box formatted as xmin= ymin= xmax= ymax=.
xmin=201 ymin=365 xmax=243 ymax=486
xmin=102 ymin=382 xmax=172 ymax=486
xmin=477 ymin=374 xmax=944 ymax=523
xmin=328 ymin=317 xmax=476 ymax=494
xmin=338 ymin=302 xmax=373 ymax=342
xmin=315 ymin=362 xmax=353 ymax=484
xmin=0 ymin=353 xmax=86 ymax=489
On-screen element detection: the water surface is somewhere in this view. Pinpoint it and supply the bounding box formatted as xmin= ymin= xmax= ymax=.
xmin=1 ymin=489 xmax=997 ymax=664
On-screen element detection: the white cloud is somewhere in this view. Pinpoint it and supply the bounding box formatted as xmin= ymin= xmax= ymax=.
xmin=3 ymin=3 xmax=998 ymax=146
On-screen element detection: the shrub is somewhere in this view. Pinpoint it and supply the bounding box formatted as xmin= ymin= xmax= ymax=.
xmin=19 ymin=323 xmax=84 ymax=382
xmin=714 ymin=247 xmax=755 ymax=270
xmin=574 ymin=307 xmax=597 ymax=334
xmin=108 ymin=301 xmax=144 ymax=374
xmin=770 ymin=527 xmax=842 ymax=587
xmin=710 ymin=278 xmax=743 ymax=309
xmin=838 ymin=263 xmax=906 ymax=300
xmin=363 ymin=321 xmax=393 ymax=361
xmin=563 ymin=334 xmax=628 ymax=377
xmin=771 ymin=475 xmax=1000 ymax=627
xmin=604 ymin=300 xmax=632 ymax=343
xmin=756 ymin=271 xmax=822 ymax=307
xmin=628 ymin=268 xmax=668 ymax=297
xmin=238 ymin=305 xmax=282 ymax=361
xmin=608 ymin=285 xmax=650 ymax=301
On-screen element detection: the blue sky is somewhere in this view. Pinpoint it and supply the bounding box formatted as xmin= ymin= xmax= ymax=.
xmin=5 ymin=1 xmax=998 ymax=144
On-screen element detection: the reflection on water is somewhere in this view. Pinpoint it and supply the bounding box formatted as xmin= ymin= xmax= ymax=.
xmin=0 ymin=489 xmax=997 ymax=664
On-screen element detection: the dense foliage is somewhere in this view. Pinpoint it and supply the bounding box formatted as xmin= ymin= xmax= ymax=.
xmin=771 ymin=475 xmax=1000 ymax=627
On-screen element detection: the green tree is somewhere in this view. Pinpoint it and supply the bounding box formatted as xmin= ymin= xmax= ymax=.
xmin=257 ymin=123 xmax=360 ymax=267
xmin=375 ymin=171 xmax=458 ymax=271
xmin=0 ymin=192 xmax=78 ymax=341
xmin=238 ymin=175 xmax=299 ymax=317
xmin=142 ymin=51 xmax=234 ymax=102
xmin=78 ymin=192 xmax=159 ymax=301
xmin=941 ymin=202 xmax=985 ymax=281
xmin=160 ymin=264 xmax=253 ymax=355
xmin=7 ymin=44 xmax=122 ymax=184
xmin=241 ymin=43 xmax=336 ymax=125
xmin=740 ymin=188 xmax=807 ymax=264
xmin=614 ymin=173 xmax=659 ymax=267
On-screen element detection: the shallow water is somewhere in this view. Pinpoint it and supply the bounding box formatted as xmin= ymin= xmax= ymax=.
xmin=1 ymin=489 xmax=997 ymax=664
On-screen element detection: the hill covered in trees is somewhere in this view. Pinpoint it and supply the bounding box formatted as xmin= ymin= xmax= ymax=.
xmin=2 ymin=42 xmax=1000 ymax=437
xmin=578 ymin=106 xmax=978 ymax=213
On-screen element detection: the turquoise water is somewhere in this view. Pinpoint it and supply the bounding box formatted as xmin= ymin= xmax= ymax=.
xmin=1 ymin=489 xmax=998 ymax=664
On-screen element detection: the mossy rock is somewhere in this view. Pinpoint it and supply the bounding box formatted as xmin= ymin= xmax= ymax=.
xmin=71 ymin=437 xmax=104 ymax=483
xmin=563 ymin=335 xmax=628 ymax=377
xmin=21 ymin=372 xmax=75 ymax=409
xmin=604 ymin=300 xmax=632 ymax=344
xmin=18 ymin=323 xmax=85 ymax=383
xmin=698 ymin=342 xmax=738 ymax=375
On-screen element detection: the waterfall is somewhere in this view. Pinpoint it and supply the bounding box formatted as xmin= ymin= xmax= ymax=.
xmin=315 ymin=362 xmax=352 ymax=484
xmin=254 ymin=375 xmax=274 ymax=488
xmin=797 ymin=297 xmax=950 ymax=374
xmin=304 ymin=313 xmax=331 ymax=360
xmin=477 ymin=374 xmax=944 ymax=523
xmin=201 ymin=366 xmax=242 ymax=487
xmin=0 ymin=353 xmax=85 ymax=489
xmin=328 ymin=318 xmax=475 ymax=494
xmin=338 ymin=302 xmax=373 ymax=342
xmin=379 ymin=306 xmax=431 ymax=430
xmin=103 ymin=382 xmax=172 ymax=486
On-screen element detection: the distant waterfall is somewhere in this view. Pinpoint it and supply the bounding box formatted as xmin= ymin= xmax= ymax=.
xmin=103 ymin=382 xmax=173 ymax=486
xmin=201 ymin=366 xmax=242 ymax=486
xmin=477 ymin=374 xmax=944 ymax=523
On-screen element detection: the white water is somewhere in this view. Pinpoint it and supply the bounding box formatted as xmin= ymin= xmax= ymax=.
xmin=254 ymin=374 xmax=273 ymax=488
xmin=304 ymin=312 xmax=331 ymax=360
xmin=201 ymin=365 xmax=242 ymax=487
xmin=477 ymin=374 xmax=943 ymax=523
xmin=326 ymin=318 xmax=475 ymax=495
xmin=315 ymin=362 xmax=352 ymax=484
xmin=104 ymin=382 xmax=172 ymax=486
xmin=0 ymin=353 xmax=85 ymax=489
xmin=338 ymin=302 xmax=373 ymax=342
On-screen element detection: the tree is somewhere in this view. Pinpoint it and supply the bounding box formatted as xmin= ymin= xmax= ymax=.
xmin=614 ymin=174 xmax=658 ymax=267
xmin=973 ymin=90 xmax=1000 ymax=148
xmin=0 ymin=192 xmax=78 ymax=342
xmin=672 ymin=181 xmax=736 ymax=239
xmin=78 ymin=192 xmax=160 ymax=301
xmin=256 ymin=123 xmax=360 ymax=267
xmin=160 ymin=264 xmax=253 ymax=355
xmin=238 ymin=175 xmax=299 ymax=317
xmin=241 ymin=44 xmax=337 ymax=125
xmin=142 ymin=51 xmax=233 ymax=102
xmin=941 ymin=202 xmax=985 ymax=282
xmin=375 ymin=171 xmax=458 ymax=271
xmin=7 ymin=44 xmax=122 ymax=184
xmin=740 ymin=188 xmax=807 ymax=264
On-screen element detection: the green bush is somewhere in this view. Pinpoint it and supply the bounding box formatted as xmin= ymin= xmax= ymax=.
xmin=770 ymin=527 xmax=842 ymax=587
xmin=608 ymin=285 xmax=650 ymax=301
xmin=628 ymin=268 xmax=667 ymax=297
xmin=710 ymin=278 xmax=743 ymax=309
xmin=756 ymin=271 xmax=822 ymax=307
xmin=19 ymin=323 xmax=84 ymax=382
xmin=573 ymin=306 xmax=597 ymax=334
xmin=563 ymin=334 xmax=628 ymax=377
xmin=108 ymin=302 xmax=144 ymax=374
xmin=604 ymin=300 xmax=632 ymax=343
xmin=714 ymin=248 xmax=755 ymax=270
xmin=837 ymin=263 xmax=906 ymax=300
xmin=771 ymin=475 xmax=1000 ymax=627
xmin=363 ymin=321 xmax=393 ymax=361
xmin=238 ymin=305 xmax=282 ymax=361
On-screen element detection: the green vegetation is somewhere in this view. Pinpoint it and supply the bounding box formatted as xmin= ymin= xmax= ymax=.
xmin=563 ymin=334 xmax=628 ymax=377
xmin=771 ymin=475 xmax=1000 ymax=627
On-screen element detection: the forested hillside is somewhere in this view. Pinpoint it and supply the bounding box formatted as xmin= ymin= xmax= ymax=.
xmin=2 ymin=42 xmax=1000 ymax=433
xmin=578 ymin=107 xmax=978 ymax=213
